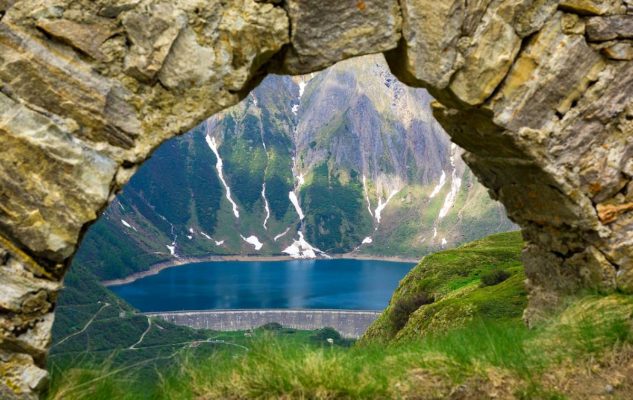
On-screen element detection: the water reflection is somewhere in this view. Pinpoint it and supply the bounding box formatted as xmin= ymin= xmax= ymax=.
xmin=111 ymin=259 xmax=415 ymax=312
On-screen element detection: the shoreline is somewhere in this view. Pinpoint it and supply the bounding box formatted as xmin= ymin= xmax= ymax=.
xmin=101 ymin=253 xmax=420 ymax=287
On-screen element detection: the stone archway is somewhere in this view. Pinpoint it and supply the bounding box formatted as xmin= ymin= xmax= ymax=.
xmin=0 ymin=1 xmax=631 ymax=398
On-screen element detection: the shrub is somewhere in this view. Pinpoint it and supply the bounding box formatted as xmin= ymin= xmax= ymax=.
xmin=259 ymin=322 xmax=283 ymax=331
xmin=480 ymin=269 xmax=511 ymax=287
xmin=389 ymin=292 xmax=434 ymax=331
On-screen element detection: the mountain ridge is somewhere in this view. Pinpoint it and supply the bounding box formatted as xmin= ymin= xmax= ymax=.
xmin=74 ymin=55 xmax=516 ymax=281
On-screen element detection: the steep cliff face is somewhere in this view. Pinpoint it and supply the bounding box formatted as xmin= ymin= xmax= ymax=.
xmin=74 ymin=56 xmax=515 ymax=280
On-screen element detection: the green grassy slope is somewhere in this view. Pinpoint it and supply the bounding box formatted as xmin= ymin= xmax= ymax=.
xmin=50 ymin=265 xmax=219 ymax=373
xmin=48 ymin=232 xmax=633 ymax=399
xmin=363 ymin=231 xmax=525 ymax=342
xmin=48 ymin=265 xmax=349 ymax=399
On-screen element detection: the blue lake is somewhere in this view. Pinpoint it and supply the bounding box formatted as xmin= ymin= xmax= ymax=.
xmin=110 ymin=259 xmax=415 ymax=312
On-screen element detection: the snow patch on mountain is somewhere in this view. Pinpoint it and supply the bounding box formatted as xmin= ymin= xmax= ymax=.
xmin=283 ymin=231 xmax=328 ymax=259
xmin=429 ymin=171 xmax=447 ymax=198
xmin=121 ymin=219 xmax=137 ymax=231
xmin=165 ymin=219 xmax=179 ymax=258
xmin=438 ymin=144 xmax=462 ymax=220
xmin=205 ymin=134 xmax=240 ymax=218
xmin=274 ymin=227 xmax=291 ymax=242
xmin=241 ymin=235 xmax=263 ymax=251
xmin=292 ymin=78 xmax=309 ymax=116
xmin=289 ymin=191 xmax=305 ymax=220
xmin=374 ymin=190 xmax=399 ymax=224
xmin=262 ymin=183 xmax=271 ymax=230
xmin=299 ymin=81 xmax=307 ymax=99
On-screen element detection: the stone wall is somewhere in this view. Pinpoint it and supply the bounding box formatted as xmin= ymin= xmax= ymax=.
xmin=0 ymin=1 xmax=631 ymax=398
xmin=386 ymin=0 xmax=633 ymax=323
xmin=149 ymin=309 xmax=382 ymax=339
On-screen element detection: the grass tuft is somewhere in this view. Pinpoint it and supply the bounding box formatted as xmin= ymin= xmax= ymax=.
xmin=480 ymin=269 xmax=511 ymax=287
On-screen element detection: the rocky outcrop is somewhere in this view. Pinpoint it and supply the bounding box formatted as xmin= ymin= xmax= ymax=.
xmin=387 ymin=1 xmax=632 ymax=323
xmin=0 ymin=1 xmax=631 ymax=398
xmin=1 ymin=1 xmax=289 ymax=397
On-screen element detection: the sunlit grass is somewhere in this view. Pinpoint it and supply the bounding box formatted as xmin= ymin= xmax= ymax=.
xmin=47 ymin=295 xmax=633 ymax=400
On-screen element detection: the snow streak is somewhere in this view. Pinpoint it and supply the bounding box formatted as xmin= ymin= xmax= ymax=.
xmin=262 ymin=183 xmax=271 ymax=230
xmin=292 ymin=79 xmax=308 ymax=115
xmin=166 ymin=222 xmax=179 ymax=258
xmin=438 ymin=144 xmax=462 ymax=220
xmin=289 ymin=191 xmax=305 ymax=220
xmin=274 ymin=227 xmax=291 ymax=242
xmin=121 ymin=219 xmax=137 ymax=231
xmin=205 ymin=134 xmax=240 ymax=218
xmin=374 ymin=190 xmax=399 ymax=224
xmin=299 ymin=81 xmax=307 ymax=98
xmin=200 ymin=230 xmax=224 ymax=246
xmin=429 ymin=171 xmax=447 ymax=198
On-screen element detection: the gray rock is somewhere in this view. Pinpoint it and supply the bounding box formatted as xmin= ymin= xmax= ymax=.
xmin=122 ymin=2 xmax=186 ymax=82
xmin=280 ymin=0 xmax=401 ymax=74
xmin=601 ymin=41 xmax=633 ymax=60
xmin=35 ymin=18 xmax=116 ymax=60
xmin=586 ymin=15 xmax=633 ymax=41
xmin=559 ymin=0 xmax=625 ymax=15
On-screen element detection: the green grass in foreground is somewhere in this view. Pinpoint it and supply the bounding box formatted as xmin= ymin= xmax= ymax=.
xmin=47 ymin=232 xmax=633 ymax=399
xmin=46 ymin=294 xmax=633 ymax=399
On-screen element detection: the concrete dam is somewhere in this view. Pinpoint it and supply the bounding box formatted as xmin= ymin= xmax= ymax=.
xmin=147 ymin=309 xmax=382 ymax=338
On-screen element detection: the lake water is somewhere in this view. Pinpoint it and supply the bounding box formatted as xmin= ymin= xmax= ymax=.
xmin=110 ymin=259 xmax=415 ymax=312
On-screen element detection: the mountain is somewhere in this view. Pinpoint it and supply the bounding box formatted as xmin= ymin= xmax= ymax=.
xmin=73 ymin=55 xmax=516 ymax=281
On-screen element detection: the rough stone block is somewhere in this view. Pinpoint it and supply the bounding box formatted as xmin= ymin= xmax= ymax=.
xmin=559 ymin=0 xmax=625 ymax=15
xmin=492 ymin=13 xmax=604 ymax=131
xmin=450 ymin=11 xmax=522 ymax=105
xmin=280 ymin=0 xmax=401 ymax=74
xmin=601 ymin=41 xmax=633 ymax=59
xmin=35 ymin=18 xmax=115 ymax=60
xmin=586 ymin=15 xmax=633 ymax=41
xmin=122 ymin=2 xmax=186 ymax=82
xmin=0 ymin=92 xmax=117 ymax=261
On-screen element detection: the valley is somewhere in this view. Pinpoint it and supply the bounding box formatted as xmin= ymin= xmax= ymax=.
xmin=73 ymin=55 xmax=515 ymax=282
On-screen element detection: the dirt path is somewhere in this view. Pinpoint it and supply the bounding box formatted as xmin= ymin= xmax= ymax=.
xmin=53 ymin=302 xmax=111 ymax=347
xmin=129 ymin=316 xmax=152 ymax=350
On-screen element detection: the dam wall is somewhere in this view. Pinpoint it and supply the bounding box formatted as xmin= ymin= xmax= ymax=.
xmin=146 ymin=309 xmax=382 ymax=339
